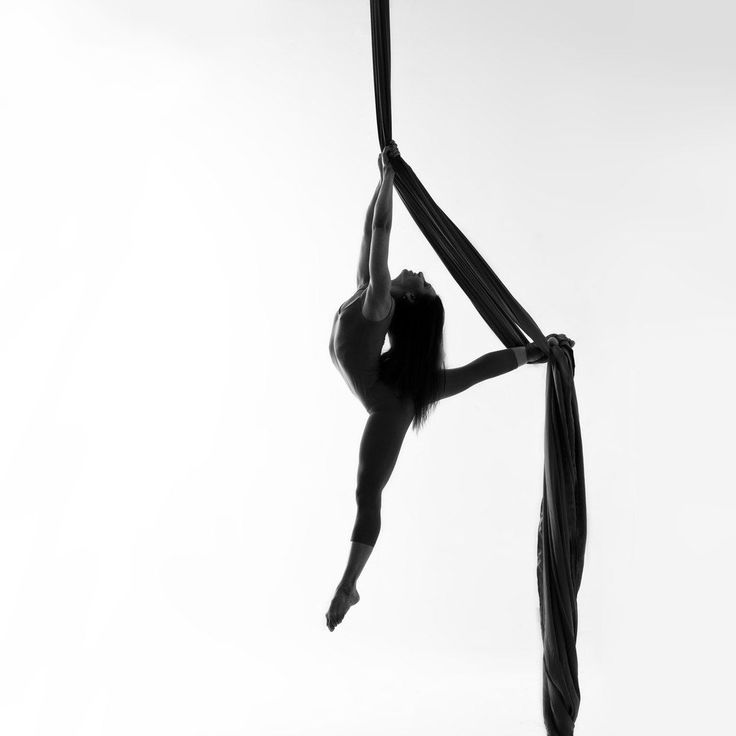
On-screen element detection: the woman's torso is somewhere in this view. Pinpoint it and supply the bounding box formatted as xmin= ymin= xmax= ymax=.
xmin=328 ymin=284 xmax=402 ymax=409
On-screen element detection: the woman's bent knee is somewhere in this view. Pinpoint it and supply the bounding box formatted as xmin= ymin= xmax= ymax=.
xmin=351 ymin=508 xmax=381 ymax=546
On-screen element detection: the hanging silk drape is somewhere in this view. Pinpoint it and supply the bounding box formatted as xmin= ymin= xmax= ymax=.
xmin=368 ymin=2 xmax=587 ymax=734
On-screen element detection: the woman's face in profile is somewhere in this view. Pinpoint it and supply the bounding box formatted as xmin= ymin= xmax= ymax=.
xmin=396 ymin=269 xmax=436 ymax=298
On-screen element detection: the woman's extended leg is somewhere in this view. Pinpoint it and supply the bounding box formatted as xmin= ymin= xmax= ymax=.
xmin=326 ymin=402 xmax=414 ymax=631
xmin=351 ymin=405 xmax=414 ymax=545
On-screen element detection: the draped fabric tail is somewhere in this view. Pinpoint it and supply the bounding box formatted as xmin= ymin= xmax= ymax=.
xmin=368 ymin=2 xmax=587 ymax=734
xmin=536 ymin=346 xmax=587 ymax=735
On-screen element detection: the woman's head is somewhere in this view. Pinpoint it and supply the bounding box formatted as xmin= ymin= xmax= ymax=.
xmin=390 ymin=269 xmax=437 ymax=302
xmin=379 ymin=272 xmax=445 ymax=433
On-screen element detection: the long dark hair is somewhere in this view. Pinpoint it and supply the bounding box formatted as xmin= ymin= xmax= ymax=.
xmin=378 ymin=292 xmax=446 ymax=433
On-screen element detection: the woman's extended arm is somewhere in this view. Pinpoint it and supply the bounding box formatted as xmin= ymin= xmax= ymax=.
xmin=367 ymin=145 xmax=398 ymax=289
xmin=367 ymin=169 xmax=394 ymax=288
xmin=372 ymin=168 xmax=394 ymax=231
xmin=356 ymin=180 xmax=383 ymax=287
xmin=436 ymin=347 xmax=527 ymax=401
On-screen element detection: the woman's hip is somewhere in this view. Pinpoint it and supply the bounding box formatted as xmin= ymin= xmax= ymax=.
xmin=360 ymin=379 xmax=412 ymax=416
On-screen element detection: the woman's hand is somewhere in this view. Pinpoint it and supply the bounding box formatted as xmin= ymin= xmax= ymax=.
xmin=380 ymin=141 xmax=400 ymax=172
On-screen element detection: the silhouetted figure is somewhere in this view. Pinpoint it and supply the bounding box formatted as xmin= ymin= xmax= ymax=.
xmin=325 ymin=143 xmax=548 ymax=631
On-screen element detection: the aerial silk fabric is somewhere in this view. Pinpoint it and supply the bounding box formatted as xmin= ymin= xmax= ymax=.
xmin=368 ymin=2 xmax=587 ymax=734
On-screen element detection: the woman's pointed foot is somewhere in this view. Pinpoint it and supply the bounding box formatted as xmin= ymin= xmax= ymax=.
xmin=325 ymin=585 xmax=360 ymax=631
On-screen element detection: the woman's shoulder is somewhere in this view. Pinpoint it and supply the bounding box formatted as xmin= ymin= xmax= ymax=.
xmin=361 ymin=282 xmax=394 ymax=322
xmin=338 ymin=283 xmax=370 ymax=315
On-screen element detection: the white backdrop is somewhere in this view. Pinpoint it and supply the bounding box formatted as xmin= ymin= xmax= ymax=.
xmin=1 ymin=1 xmax=734 ymax=734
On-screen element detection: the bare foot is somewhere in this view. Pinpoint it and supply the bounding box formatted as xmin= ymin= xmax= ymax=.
xmin=325 ymin=585 xmax=360 ymax=631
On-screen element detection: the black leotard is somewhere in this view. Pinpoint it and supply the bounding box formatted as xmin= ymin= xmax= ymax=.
xmin=328 ymin=283 xmax=521 ymax=546
xmin=328 ymin=284 xmax=409 ymax=415
xmin=328 ymin=284 xmax=414 ymax=546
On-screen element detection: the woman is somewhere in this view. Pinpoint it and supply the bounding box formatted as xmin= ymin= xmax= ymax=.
xmin=325 ymin=142 xmax=548 ymax=631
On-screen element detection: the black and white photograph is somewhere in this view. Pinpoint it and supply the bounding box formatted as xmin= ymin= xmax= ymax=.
xmin=1 ymin=1 xmax=734 ymax=734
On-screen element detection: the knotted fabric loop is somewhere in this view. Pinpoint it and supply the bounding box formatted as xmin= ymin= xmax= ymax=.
xmin=547 ymin=333 xmax=575 ymax=350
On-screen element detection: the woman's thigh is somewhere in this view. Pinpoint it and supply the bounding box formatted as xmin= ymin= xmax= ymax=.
xmin=361 ymin=379 xmax=412 ymax=415
xmin=356 ymin=402 xmax=414 ymax=494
